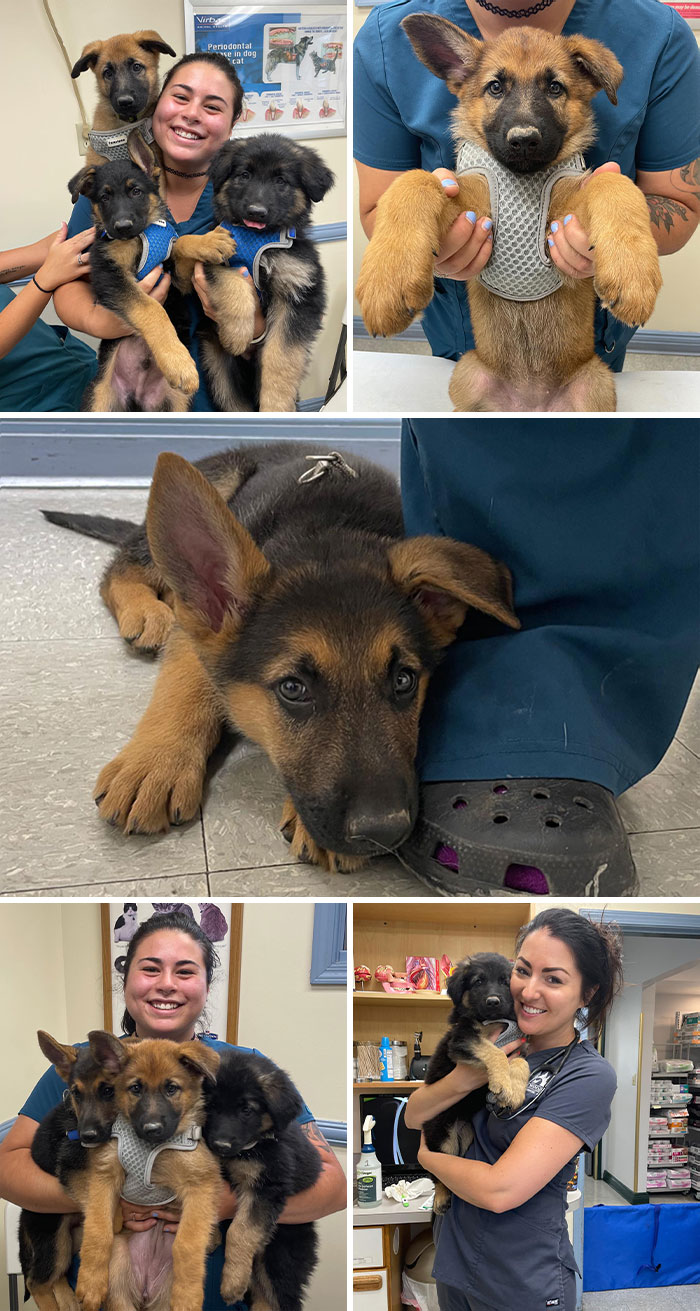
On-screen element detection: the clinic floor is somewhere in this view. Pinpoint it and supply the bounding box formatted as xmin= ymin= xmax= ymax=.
xmin=2 ymin=488 xmax=699 ymax=897
xmin=581 ymin=1178 xmax=698 ymax=1309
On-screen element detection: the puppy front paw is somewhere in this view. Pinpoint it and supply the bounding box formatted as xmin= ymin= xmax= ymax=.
xmin=492 ymin=1056 xmax=530 ymax=1111
xmin=202 ymin=225 xmax=237 ymax=265
xmin=220 ymin=1269 xmax=250 ymax=1305
xmin=432 ymin=1181 xmax=453 ymax=1214
xmin=76 ymin=1271 xmax=108 ymax=1311
xmin=356 ymin=240 xmax=435 ymax=338
xmin=593 ymin=237 xmax=661 ymax=327
xmin=94 ymin=741 xmax=205 ymax=834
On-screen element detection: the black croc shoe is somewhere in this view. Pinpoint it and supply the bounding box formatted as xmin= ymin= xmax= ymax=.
xmin=398 ymin=778 xmax=638 ymax=897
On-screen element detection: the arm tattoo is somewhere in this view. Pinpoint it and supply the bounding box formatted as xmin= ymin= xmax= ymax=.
xmin=646 ymin=195 xmax=689 ymax=234
xmin=0 ymin=264 xmax=28 ymax=283
xmin=301 ymin=1120 xmax=333 ymax=1159
xmin=672 ymin=157 xmax=700 ymax=206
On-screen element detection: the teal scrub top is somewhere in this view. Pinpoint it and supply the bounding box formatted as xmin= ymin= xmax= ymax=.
xmin=0 ymin=284 xmax=97 ymax=411
xmin=354 ymin=0 xmax=700 ymax=366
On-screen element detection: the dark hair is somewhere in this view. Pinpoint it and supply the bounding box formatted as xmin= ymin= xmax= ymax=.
xmin=515 ymin=908 xmax=623 ymax=1037
xmin=120 ymin=912 xmax=219 ymax=1036
xmin=160 ymin=51 xmax=243 ymax=126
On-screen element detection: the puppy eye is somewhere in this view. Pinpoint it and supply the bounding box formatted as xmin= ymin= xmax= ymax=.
xmin=486 ymin=79 xmax=503 ymax=98
xmin=103 ymin=65 xmax=114 ymax=81
xmin=99 ymin=1084 xmax=115 ymax=1101
xmin=237 ymin=170 xmax=251 ymax=182
xmin=131 ymin=187 xmax=142 ymax=197
xmin=275 ymin=175 xmax=289 ymax=188
xmin=164 ymin=1082 xmax=180 ymax=1097
xmin=277 ymin=678 xmax=310 ymax=704
xmin=71 ymin=1087 xmax=82 ymax=1101
xmin=393 ymin=668 xmax=418 ymax=699
xmin=129 ymin=1081 xmax=143 ymax=1096
xmin=132 ymin=62 xmax=144 ymax=73
xmin=548 ymin=80 xmax=564 ymax=97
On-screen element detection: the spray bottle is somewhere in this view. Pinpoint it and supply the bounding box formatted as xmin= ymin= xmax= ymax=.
xmin=357 ymin=1114 xmax=382 ymax=1208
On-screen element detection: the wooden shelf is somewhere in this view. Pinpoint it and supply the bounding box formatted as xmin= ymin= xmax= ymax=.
xmin=354 ymin=1081 xmax=420 ymax=1091
xmin=354 ymin=991 xmax=450 ymax=1004
xmin=354 ymin=903 xmax=531 ymax=929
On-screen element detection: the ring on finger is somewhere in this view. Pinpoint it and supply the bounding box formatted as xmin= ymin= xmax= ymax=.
xmin=77 ymin=253 xmax=83 ymax=266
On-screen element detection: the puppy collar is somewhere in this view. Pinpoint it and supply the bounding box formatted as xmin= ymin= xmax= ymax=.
xmin=88 ymin=117 xmax=155 ymax=162
xmin=219 ymin=221 xmax=295 ymax=291
xmin=112 ymin=1113 xmax=202 ymax=1205
xmin=455 ymin=140 xmax=587 ymax=301
xmin=98 ymin=219 xmax=178 ymax=282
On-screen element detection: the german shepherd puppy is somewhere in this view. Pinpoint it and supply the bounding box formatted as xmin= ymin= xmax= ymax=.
xmin=18 ymin=1032 xmax=123 ymax=1311
xmin=74 ymin=1033 xmax=221 ymax=1311
xmin=356 ymin=20 xmax=661 ymax=412
xmin=204 ymin=1052 xmax=320 ymax=1309
xmin=172 ymin=136 xmax=334 ymax=412
xmin=41 ymin=441 xmax=519 ymax=871
xmin=68 ymin=131 xmax=233 ymax=412
xmin=422 ymin=955 xmax=529 ymax=1213
xmin=71 ymin=31 xmax=176 ymax=166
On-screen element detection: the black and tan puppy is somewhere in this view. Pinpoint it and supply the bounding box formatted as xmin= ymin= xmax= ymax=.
xmin=356 ymin=20 xmax=661 ymax=412
xmin=74 ymin=1032 xmax=221 ymax=1311
xmin=172 ymin=135 xmax=334 ymax=412
xmin=204 ymin=1051 xmax=320 ymax=1309
xmin=68 ymin=131 xmax=233 ymax=411
xmin=71 ymin=30 xmax=176 ymax=166
xmin=42 ymin=441 xmax=519 ymax=872
xmin=422 ymin=955 xmax=529 ymax=1213
xmin=18 ymin=1032 xmax=124 ymax=1311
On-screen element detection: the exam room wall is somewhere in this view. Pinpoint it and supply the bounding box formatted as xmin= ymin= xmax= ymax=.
xmin=352 ymin=5 xmax=700 ymax=336
xmin=2 ymin=0 xmax=347 ymax=405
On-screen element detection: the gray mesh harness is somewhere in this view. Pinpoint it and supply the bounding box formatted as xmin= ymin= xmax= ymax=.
xmin=455 ymin=140 xmax=587 ymax=301
xmin=88 ymin=117 xmax=155 ymax=162
xmin=112 ymin=1113 xmax=202 ymax=1205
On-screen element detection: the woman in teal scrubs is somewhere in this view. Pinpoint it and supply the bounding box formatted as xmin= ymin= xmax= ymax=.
xmin=59 ymin=51 xmax=264 ymax=411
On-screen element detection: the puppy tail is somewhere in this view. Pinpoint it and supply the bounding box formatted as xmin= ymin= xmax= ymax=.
xmin=41 ymin=509 xmax=139 ymax=544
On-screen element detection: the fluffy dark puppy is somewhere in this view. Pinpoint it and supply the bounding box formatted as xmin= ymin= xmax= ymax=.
xmin=172 ymin=135 xmax=334 ymax=412
xmin=19 ymin=1033 xmax=122 ymax=1311
xmin=423 ymin=954 xmax=529 ymax=1212
xmin=203 ymin=1051 xmax=320 ymax=1310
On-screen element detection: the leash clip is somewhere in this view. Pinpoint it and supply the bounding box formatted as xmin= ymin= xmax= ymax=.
xmin=298 ymin=451 xmax=358 ymax=484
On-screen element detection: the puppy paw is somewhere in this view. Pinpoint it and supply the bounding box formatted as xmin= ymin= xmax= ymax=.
xmin=162 ymin=345 xmax=200 ymax=396
xmin=218 ymin=316 xmax=256 ymax=357
xmin=75 ymin=1274 xmax=108 ymax=1311
xmin=356 ymin=240 xmax=436 ymax=338
xmin=494 ymin=1056 xmax=530 ymax=1110
xmin=94 ymin=742 xmax=205 ymax=834
xmin=279 ymin=799 xmax=369 ymax=873
xmin=593 ymin=240 xmax=661 ymax=327
xmin=432 ymin=1181 xmax=453 ymax=1214
xmin=203 ymin=225 xmax=237 ymax=265
xmin=220 ymin=1270 xmax=250 ymax=1305
xmin=115 ymin=598 xmax=173 ymax=653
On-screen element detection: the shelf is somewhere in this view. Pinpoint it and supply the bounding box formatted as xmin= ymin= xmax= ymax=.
xmin=647 ymin=1187 xmax=691 ymax=1193
xmin=354 ymin=990 xmax=450 ymax=1004
xmin=353 ymin=903 xmax=531 ymax=929
xmin=648 ymin=1131 xmax=688 ymax=1139
xmin=354 ymin=1081 xmax=420 ymax=1091
xmin=652 ymin=1070 xmax=694 ymax=1078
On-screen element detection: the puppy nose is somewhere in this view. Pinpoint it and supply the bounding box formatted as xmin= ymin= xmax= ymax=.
xmin=212 ymin=1138 xmax=233 ymax=1153
xmin=80 ymin=1127 xmax=100 ymax=1143
xmin=117 ymin=95 xmax=136 ymax=112
xmin=114 ymin=219 xmax=135 ymax=235
xmin=247 ymin=205 xmax=268 ymax=223
xmin=346 ymin=809 xmax=413 ymax=851
xmin=485 ymin=994 xmax=503 ymax=1010
xmin=506 ymin=125 xmax=542 ymax=150
xmin=142 ymin=1120 xmax=165 ymax=1137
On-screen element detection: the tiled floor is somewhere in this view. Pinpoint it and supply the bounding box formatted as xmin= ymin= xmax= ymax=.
xmin=1 ymin=488 xmax=698 ymax=897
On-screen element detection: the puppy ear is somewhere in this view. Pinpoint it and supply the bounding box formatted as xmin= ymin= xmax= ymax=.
xmin=37 ymin=1031 xmax=79 ymax=1082
xmin=127 ymin=129 xmax=157 ymax=178
xmin=400 ymin=15 xmax=482 ymax=92
xmin=388 ymin=537 xmax=520 ymax=649
xmin=565 ymin=37 xmax=623 ymax=105
xmin=68 ymin=167 xmax=97 ymax=205
xmin=87 ymin=1030 xmax=130 ymax=1076
xmin=297 ymin=146 xmax=335 ymax=203
xmin=71 ymin=41 xmax=102 ymax=79
xmin=259 ymin=1067 xmax=304 ymax=1132
xmin=209 ymin=142 xmax=240 ymax=196
xmin=136 ymin=31 xmax=177 ymax=59
xmin=146 ymin=453 xmax=271 ymax=646
xmin=178 ymin=1042 xmax=220 ymax=1085
xmin=446 ymin=960 xmax=470 ymax=1007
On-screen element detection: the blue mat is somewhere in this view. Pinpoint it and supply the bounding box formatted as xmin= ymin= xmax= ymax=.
xmin=583 ymin=1202 xmax=700 ymax=1289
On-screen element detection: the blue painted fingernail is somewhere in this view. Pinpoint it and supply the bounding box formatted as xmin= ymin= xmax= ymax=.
xmin=482 ymin=218 xmax=492 ymax=231
xmin=563 ymin=214 xmax=572 ymax=225
xmin=547 ymin=236 xmax=554 ymax=247
xmin=441 ymin=179 xmax=455 ymax=189
xmin=241 ymin=269 xmax=250 ymax=277
xmin=465 ymin=210 xmax=476 ymax=223
xmin=551 ymin=221 xmax=559 ymax=233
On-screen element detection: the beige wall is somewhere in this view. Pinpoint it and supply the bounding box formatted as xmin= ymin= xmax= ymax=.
xmin=353 ymin=7 xmax=700 ymax=335
xmin=0 ymin=900 xmax=347 ymax=1311
xmin=1 ymin=0 xmax=347 ymax=404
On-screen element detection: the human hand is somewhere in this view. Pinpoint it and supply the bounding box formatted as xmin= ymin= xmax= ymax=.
xmin=432 ymin=169 xmax=493 ymax=280
xmin=547 ymin=162 xmax=622 ymax=278
xmin=120 ymin=1199 xmax=181 ymax=1233
xmin=192 ymin=261 xmax=266 ymax=343
xmin=36 ymin=222 xmax=95 ymax=291
xmin=140 ymin=265 xmax=172 ymax=304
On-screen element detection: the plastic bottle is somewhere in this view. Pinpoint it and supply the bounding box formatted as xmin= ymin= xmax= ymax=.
xmin=357 ymin=1115 xmax=382 ymax=1208
xmin=379 ymin=1036 xmax=394 ymax=1081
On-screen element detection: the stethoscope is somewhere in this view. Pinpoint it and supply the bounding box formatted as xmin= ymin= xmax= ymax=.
xmin=487 ymin=1033 xmax=580 ymax=1121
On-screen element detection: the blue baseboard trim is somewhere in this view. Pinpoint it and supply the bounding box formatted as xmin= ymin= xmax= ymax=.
xmin=317 ymin=1119 xmax=347 ymax=1148
xmin=353 ymin=315 xmax=700 ymax=355
xmin=0 ymin=1117 xmax=16 ymax=1141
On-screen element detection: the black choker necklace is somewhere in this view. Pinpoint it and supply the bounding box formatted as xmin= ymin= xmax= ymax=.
xmin=162 ymin=164 xmax=210 ymax=178
xmin=473 ymin=0 xmax=559 ymax=16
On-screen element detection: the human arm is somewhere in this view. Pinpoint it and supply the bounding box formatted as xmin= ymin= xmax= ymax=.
xmin=404 ymin=1037 xmax=525 ymax=1131
xmin=53 ymin=265 xmax=171 ymax=340
xmin=417 ymin=1117 xmax=583 ymax=1213
xmin=0 ymin=224 xmax=96 ymax=359
xmin=0 ymin=1114 xmax=81 ymax=1213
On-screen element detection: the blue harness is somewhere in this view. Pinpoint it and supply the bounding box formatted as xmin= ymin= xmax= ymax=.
xmin=220 ymin=222 xmax=295 ymax=290
xmin=99 ymin=218 xmax=178 ymax=281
